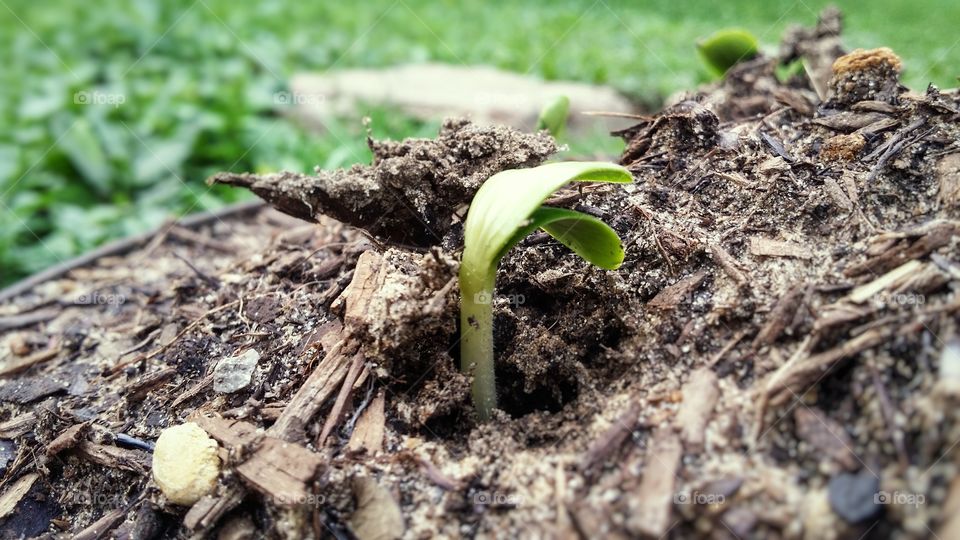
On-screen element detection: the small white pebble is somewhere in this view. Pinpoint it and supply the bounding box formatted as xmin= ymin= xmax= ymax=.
xmin=152 ymin=422 xmax=221 ymax=505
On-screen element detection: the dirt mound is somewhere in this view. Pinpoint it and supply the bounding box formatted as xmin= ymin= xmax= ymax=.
xmin=1 ymin=8 xmax=959 ymax=539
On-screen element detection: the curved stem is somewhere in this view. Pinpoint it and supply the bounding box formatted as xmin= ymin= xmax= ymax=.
xmin=459 ymin=270 xmax=496 ymax=421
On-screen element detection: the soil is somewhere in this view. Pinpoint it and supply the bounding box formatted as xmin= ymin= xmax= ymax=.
xmin=2 ymin=8 xmax=960 ymax=539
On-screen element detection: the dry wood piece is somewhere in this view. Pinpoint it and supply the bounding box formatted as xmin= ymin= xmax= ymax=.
xmin=848 ymin=260 xmax=922 ymax=303
xmin=794 ymin=408 xmax=858 ymax=470
xmin=0 ymin=472 xmax=38 ymax=519
xmin=169 ymin=374 xmax=213 ymax=408
xmin=317 ymin=352 xmax=365 ymax=446
xmin=580 ymin=400 xmax=642 ymax=473
xmin=235 ymin=437 xmax=324 ymax=505
xmin=625 ymin=429 xmax=682 ymax=537
xmin=0 ymin=412 xmax=36 ymax=438
xmin=937 ymin=153 xmax=960 ymax=207
xmin=0 ymin=343 xmax=60 ymax=377
xmin=708 ymin=243 xmax=748 ymax=284
xmin=75 ymin=441 xmax=151 ymax=473
xmin=126 ymin=366 xmax=177 ymax=401
xmin=348 ymin=392 xmax=386 ymax=454
xmin=749 ymin=237 xmax=813 ymax=259
xmin=332 ymin=250 xmax=384 ymax=330
xmin=752 ymin=284 xmax=806 ymax=349
xmin=648 ymin=271 xmax=707 ymax=310
xmin=349 ymin=476 xmax=405 ymax=540
xmin=937 ymin=475 xmax=960 ymax=539
xmin=46 ymin=422 xmax=91 ymax=456
xmin=765 ymin=328 xmax=893 ymax=407
xmin=822 ymin=176 xmax=853 ymax=210
xmin=269 ymin=342 xmax=353 ymax=441
xmin=0 ymin=308 xmax=59 ymax=332
xmin=184 ymin=488 xmax=246 ymax=532
xmin=190 ymin=413 xmax=261 ymax=449
xmin=844 ymin=220 xmax=957 ymax=277
xmin=73 ymin=506 xmax=129 ymax=540
xmin=675 ymin=369 xmax=720 ymax=451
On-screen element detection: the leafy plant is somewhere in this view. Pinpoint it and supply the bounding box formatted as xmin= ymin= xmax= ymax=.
xmin=535 ymin=96 xmax=570 ymax=137
xmin=696 ymin=28 xmax=759 ymax=77
xmin=459 ymin=161 xmax=631 ymax=420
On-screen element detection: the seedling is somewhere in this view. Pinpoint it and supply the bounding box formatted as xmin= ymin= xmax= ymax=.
xmin=697 ymin=28 xmax=759 ymax=77
xmin=536 ymin=96 xmax=570 ymax=137
xmin=459 ymin=161 xmax=631 ymax=420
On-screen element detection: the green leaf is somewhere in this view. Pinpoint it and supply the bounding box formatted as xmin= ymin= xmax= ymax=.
xmin=462 ymin=161 xmax=631 ymax=282
xmin=696 ymin=29 xmax=759 ymax=77
xmin=55 ymin=116 xmax=112 ymax=196
xmin=530 ymin=206 xmax=624 ymax=269
xmin=535 ymin=95 xmax=570 ymax=137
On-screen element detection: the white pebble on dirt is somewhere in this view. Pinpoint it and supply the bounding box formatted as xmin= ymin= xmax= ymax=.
xmin=213 ymin=348 xmax=261 ymax=393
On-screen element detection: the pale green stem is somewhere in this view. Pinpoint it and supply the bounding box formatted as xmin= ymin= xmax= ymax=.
xmin=460 ymin=269 xmax=496 ymax=421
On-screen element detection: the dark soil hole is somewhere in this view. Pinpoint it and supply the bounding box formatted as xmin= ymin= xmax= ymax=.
xmin=495 ymin=363 xmax=578 ymax=418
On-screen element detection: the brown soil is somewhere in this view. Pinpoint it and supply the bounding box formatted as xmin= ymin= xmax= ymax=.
xmin=2 ymin=8 xmax=960 ymax=540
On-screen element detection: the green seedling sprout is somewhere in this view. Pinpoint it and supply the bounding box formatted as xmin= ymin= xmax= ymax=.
xmin=460 ymin=161 xmax=631 ymax=420
xmin=535 ymin=96 xmax=570 ymax=137
xmin=697 ymin=28 xmax=760 ymax=77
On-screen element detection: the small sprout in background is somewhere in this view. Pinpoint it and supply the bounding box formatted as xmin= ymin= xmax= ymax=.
xmin=535 ymin=95 xmax=571 ymax=138
xmin=153 ymin=422 xmax=221 ymax=505
xmin=697 ymin=28 xmax=760 ymax=77
xmin=459 ymin=161 xmax=631 ymax=421
xmin=775 ymin=58 xmax=806 ymax=84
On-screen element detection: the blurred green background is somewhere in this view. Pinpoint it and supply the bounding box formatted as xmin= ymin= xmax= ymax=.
xmin=1 ymin=0 xmax=957 ymax=286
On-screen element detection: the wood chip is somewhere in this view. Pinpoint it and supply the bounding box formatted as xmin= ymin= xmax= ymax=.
xmin=794 ymin=408 xmax=858 ymax=470
xmin=0 ymin=472 xmax=38 ymax=519
xmin=0 ymin=412 xmax=36 ymax=438
xmin=766 ymin=328 xmax=893 ymax=406
xmin=753 ymin=284 xmax=806 ymax=349
xmin=349 ymin=476 xmax=405 ymax=540
xmin=73 ymin=507 xmax=128 ymax=540
xmin=348 ymin=392 xmax=386 ymax=454
xmin=46 ymin=422 xmax=91 ymax=456
xmin=625 ymin=429 xmax=682 ymax=537
xmin=648 ymin=270 xmax=707 ymax=310
xmin=708 ymin=243 xmax=747 ymax=284
xmin=848 ymin=260 xmax=922 ymax=303
xmin=269 ymin=341 xmax=353 ymax=441
xmin=332 ymin=250 xmax=384 ymax=330
xmin=844 ymin=221 xmax=956 ymax=277
xmin=190 ymin=413 xmax=262 ymax=449
xmin=675 ymin=369 xmax=720 ymax=451
xmin=169 ymin=374 xmax=213 ymax=408
xmin=317 ymin=352 xmax=365 ymax=446
xmin=580 ymin=400 xmax=642 ymax=472
xmin=0 ymin=344 xmax=60 ymax=377
xmin=749 ymin=237 xmax=813 ymax=259
xmin=235 ymin=437 xmax=324 ymax=505
xmin=75 ymin=441 xmax=151 ymax=473
xmin=822 ymin=176 xmax=853 ymax=210
xmin=183 ymin=488 xmax=245 ymax=532
xmin=127 ymin=366 xmax=177 ymax=401
xmin=937 ymin=153 xmax=960 ymax=207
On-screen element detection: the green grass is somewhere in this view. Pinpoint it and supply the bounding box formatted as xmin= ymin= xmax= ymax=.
xmin=1 ymin=0 xmax=957 ymax=285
